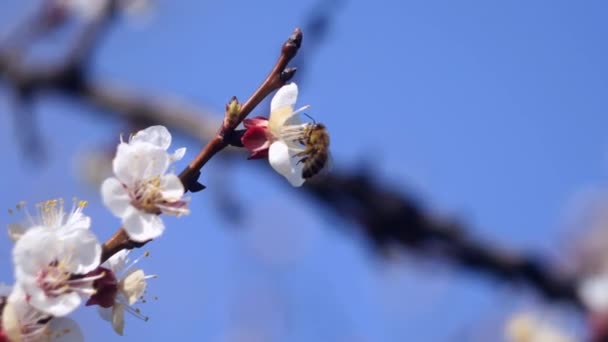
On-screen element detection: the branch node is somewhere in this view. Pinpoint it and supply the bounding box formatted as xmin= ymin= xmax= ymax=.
xmin=179 ymin=168 xmax=206 ymax=193
xmin=280 ymin=67 xmax=298 ymax=83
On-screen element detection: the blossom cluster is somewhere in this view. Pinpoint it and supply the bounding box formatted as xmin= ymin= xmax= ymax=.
xmin=0 ymin=82 xmax=329 ymax=341
xmin=0 ymin=126 xmax=187 ymax=340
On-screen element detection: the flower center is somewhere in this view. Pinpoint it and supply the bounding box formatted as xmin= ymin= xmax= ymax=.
xmin=130 ymin=177 xmax=163 ymax=214
xmin=36 ymin=261 xmax=71 ymax=298
xmin=36 ymin=260 xmax=102 ymax=298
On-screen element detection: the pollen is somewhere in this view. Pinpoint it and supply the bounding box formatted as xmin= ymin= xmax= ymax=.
xmin=37 ymin=199 xmax=64 ymax=226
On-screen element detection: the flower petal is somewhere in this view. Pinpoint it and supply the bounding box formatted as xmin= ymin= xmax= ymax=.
xmin=113 ymin=142 xmax=170 ymax=184
xmin=112 ymin=303 xmax=126 ymax=336
xmin=268 ymin=141 xmax=292 ymax=179
xmin=119 ymin=269 xmax=147 ymax=305
xmin=270 ymin=83 xmax=298 ymax=113
xmin=159 ymin=174 xmax=185 ymax=200
xmin=13 ymin=228 xmax=57 ymax=277
xmin=243 ymin=116 xmax=269 ymax=129
xmin=64 ymin=210 xmax=91 ymax=232
xmin=580 ymin=274 xmax=608 ymax=314
xmin=101 ymin=178 xmax=132 ymax=218
xmin=268 ymin=141 xmax=305 ymax=187
xmin=49 ymin=317 xmax=85 ymax=342
xmin=130 ymin=125 xmax=172 ymax=150
xmin=2 ymin=301 xmax=20 ymax=342
xmin=61 ymin=229 xmax=101 ymax=274
xmin=98 ymin=306 xmax=113 ymax=322
xmin=29 ymin=290 xmax=82 ymax=317
xmin=286 ymin=161 xmax=306 ymax=187
xmin=170 ymin=147 xmax=186 ymax=162
xmin=123 ymin=208 xmax=164 ymax=242
xmin=242 ymin=125 xmax=271 ymax=159
xmin=103 ymin=249 xmax=130 ymax=273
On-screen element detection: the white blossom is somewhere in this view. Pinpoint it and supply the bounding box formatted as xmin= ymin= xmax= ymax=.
xmin=505 ymin=313 xmax=578 ymax=342
xmin=90 ymin=250 xmax=155 ymax=336
xmin=12 ymin=225 xmax=102 ymax=317
xmin=579 ymin=272 xmax=608 ymax=314
xmin=101 ymin=125 xmax=189 ymax=242
xmin=7 ymin=199 xmax=91 ymax=242
xmin=2 ymin=286 xmax=83 ymax=342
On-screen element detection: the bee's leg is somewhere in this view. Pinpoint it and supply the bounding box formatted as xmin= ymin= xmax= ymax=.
xmin=296 ymin=156 xmax=308 ymax=165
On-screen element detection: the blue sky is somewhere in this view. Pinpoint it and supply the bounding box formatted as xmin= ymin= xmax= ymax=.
xmin=1 ymin=0 xmax=608 ymax=341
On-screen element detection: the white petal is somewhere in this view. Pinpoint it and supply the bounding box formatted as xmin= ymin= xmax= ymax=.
xmin=580 ymin=274 xmax=608 ymax=313
xmin=49 ymin=317 xmax=84 ymax=342
xmin=268 ymin=84 xmax=299 ymax=136
xmin=29 ymin=290 xmax=81 ymax=317
xmin=61 ymin=229 xmax=101 ymax=274
xmin=270 ymin=83 xmax=298 ymax=113
xmin=268 ymin=141 xmax=293 ymax=178
xmin=170 ymin=147 xmax=186 ymax=162
xmin=98 ymin=306 xmax=113 ymax=322
xmin=112 ymin=303 xmax=126 ymax=336
xmin=64 ymin=210 xmax=91 ymax=232
xmin=113 ymin=142 xmax=170 ymax=184
xmin=101 ymin=177 xmax=132 ymax=218
xmin=2 ymin=301 xmax=20 ymax=342
xmin=268 ymin=141 xmax=305 ymax=187
xmin=119 ymin=269 xmax=147 ymax=305
xmin=13 ymin=228 xmax=57 ymax=277
xmin=130 ymin=125 xmax=172 ymax=150
xmin=159 ymin=174 xmax=185 ymax=200
xmin=102 ymin=249 xmax=130 ymax=273
xmin=123 ymin=208 xmax=164 ymax=242
xmin=284 ymin=166 xmax=306 ymax=187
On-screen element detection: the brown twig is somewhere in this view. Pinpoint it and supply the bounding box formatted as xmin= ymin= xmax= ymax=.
xmin=99 ymin=28 xmax=303 ymax=263
xmin=178 ymin=28 xmax=302 ymax=193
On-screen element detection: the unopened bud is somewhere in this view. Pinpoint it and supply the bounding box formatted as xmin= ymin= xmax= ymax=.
xmin=224 ymin=96 xmax=241 ymax=129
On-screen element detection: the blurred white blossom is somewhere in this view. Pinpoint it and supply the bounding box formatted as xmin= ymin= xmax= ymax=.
xmin=11 ymin=200 xmax=101 ymax=316
xmin=56 ymin=0 xmax=152 ymax=20
xmin=2 ymin=285 xmax=84 ymax=342
xmin=579 ymin=273 xmax=608 ymax=314
xmin=506 ymin=312 xmax=578 ymax=342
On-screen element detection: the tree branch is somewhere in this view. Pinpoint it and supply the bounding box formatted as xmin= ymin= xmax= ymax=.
xmin=306 ymin=172 xmax=583 ymax=307
xmin=99 ymin=28 xmax=303 ymax=263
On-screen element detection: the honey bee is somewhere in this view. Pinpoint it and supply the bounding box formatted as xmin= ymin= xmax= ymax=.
xmin=296 ymin=123 xmax=331 ymax=179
